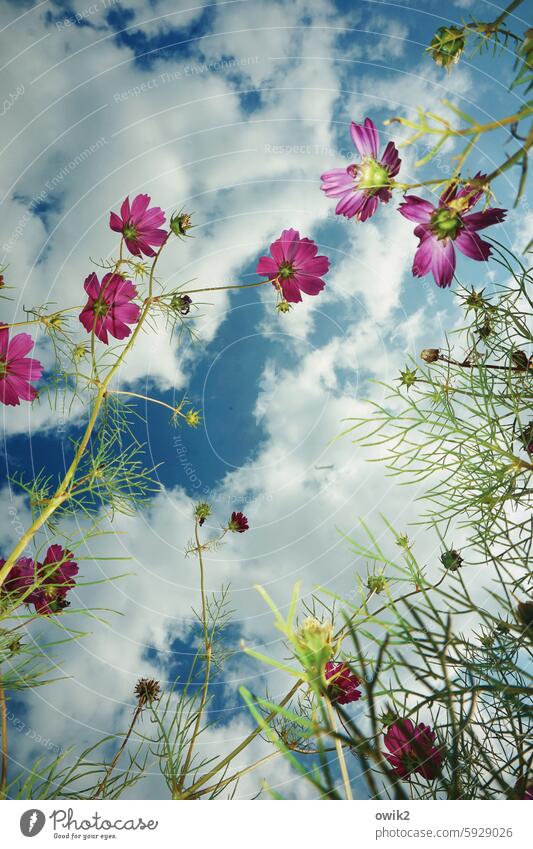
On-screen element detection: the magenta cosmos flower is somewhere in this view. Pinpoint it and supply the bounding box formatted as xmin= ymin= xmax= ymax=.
xmin=384 ymin=718 xmax=443 ymax=781
xmin=79 ymin=272 xmax=141 ymax=344
xmin=321 ymin=118 xmax=401 ymax=222
xmin=325 ymin=661 xmax=362 ymax=705
xmin=110 ymin=194 xmax=167 ymax=257
xmin=228 ymin=511 xmax=249 ymax=533
xmin=2 ymin=545 xmax=78 ymax=615
xmin=0 ymin=326 xmax=43 ymax=407
xmin=256 ymin=229 xmax=329 ymax=303
xmin=399 ymin=175 xmax=506 ymax=288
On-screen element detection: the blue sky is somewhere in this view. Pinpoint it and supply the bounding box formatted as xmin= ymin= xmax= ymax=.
xmin=1 ymin=0 xmax=531 ymax=798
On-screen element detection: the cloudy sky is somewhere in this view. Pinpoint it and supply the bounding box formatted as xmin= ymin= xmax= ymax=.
xmin=0 ymin=0 xmax=530 ymax=799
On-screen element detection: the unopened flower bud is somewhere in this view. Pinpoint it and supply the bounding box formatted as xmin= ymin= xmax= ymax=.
xmin=517 ymin=601 xmax=533 ymax=632
xmin=511 ymin=350 xmax=529 ymax=370
xmin=367 ymin=574 xmax=387 ymax=594
xmin=420 ymin=348 xmax=440 ymax=363
xmin=276 ymin=300 xmax=291 ymax=314
xmin=399 ymin=366 xmax=417 ymax=390
xmin=296 ymin=617 xmax=334 ymax=682
xmin=440 ymin=549 xmax=463 ymax=571
xmin=171 ymin=294 xmax=192 ymax=316
xmin=194 ymin=501 xmax=211 ymax=526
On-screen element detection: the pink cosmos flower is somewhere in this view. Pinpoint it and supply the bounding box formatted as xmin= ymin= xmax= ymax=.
xmin=0 ymin=326 xmax=43 ymax=407
xmin=110 ymin=194 xmax=167 ymax=257
xmin=256 ymin=229 xmax=329 ymax=303
xmin=384 ymin=718 xmax=443 ymax=781
xmin=399 ymin=175 xmax=506 ymax=288
xmin=321 ymin=118 xmax=401 ymax=221
xmin=325 ymin=661 xmax=362 ymax=704
xmin=1 ymin=545 xmax=78 ymax=615
xmin=79 ymin=272 xmax=141 ymax=344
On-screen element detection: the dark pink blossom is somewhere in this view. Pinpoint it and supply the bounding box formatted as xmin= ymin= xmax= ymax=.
xmin=2 ymin=557 xmax=36 ymax=599
xmin=321 ymin=118 xmax=401 ymax=222
xmin=228 ymin=511 xmax=249 ymax=533
xmin=1 ymin=545 xmax=78 ymax=615
xmin=256 ymin=229 xmax=329 ymax=303
xmin=383 ymin=718 xmax=443 ymax=781
xmin=110 ymin=194 xmax=167 ymax=257
xmin=325 ymin=661 xmax=361 ymax=704
xmin=399 ymin=175 xmax=506 ymax=288
xmin=34 ymin=544 xmax=78 ymax=614
xmin=79 ymin=272 xmax=141 ymax=344
xmin=0 ymin=326 xmax=43 ymax=407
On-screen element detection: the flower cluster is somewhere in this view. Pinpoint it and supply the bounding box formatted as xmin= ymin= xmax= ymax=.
xmin=321 ymin=117 xmax=506 ymax=288
xmin=2 ymin=544 xmax=78 ymax=615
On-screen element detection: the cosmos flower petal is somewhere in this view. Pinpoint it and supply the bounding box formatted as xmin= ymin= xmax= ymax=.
xmin=399 ymin=195 xmax=434 ymax=223
xmin=455 ymin=230 xmax=492 ymax=261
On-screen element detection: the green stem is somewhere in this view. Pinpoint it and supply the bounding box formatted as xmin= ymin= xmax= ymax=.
xmin=177 ymin=520 xmax=212 ymax=792
xmin=324 ymin=695 xmax=352 ymax=799
xmin=0 ymin=688 xmax=7 ymax=799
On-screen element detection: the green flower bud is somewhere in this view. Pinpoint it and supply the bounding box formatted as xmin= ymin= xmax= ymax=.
xmin=440 ymin=549 xmax=463 ymax=571
xmin=399 ymin=366 xmax=418 ymax=390
xmin=194 ymin=501 xmax=211 ymax=526
xmin=428 ymin=26 xmax=465 ymax=69
xmin=367 ymin=574 xmax=387 ymax=594
xmin=296 ymin=617 xmax=334 ymax=683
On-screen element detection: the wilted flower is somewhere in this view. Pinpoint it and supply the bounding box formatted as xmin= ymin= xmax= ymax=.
xmin=228 ymin=511 xmax=249 ymax=533
xmin=79 ymin=272 xmax=141 ymax=344
xmin=514 ymin=778 xmax=533 ymax=800
xmin=170 ymin=212 xmax=193 ymax=238
xmin=428 ymin=26 xmax=465 ymax=68
xmin=420 ymin=348 xmax=440 ymax=363
xmin=383 ymin=718 xmax=443 ymax=780
xmin=195 ymin=502 xmax=211 ymax=526
xmin=110 ymin=194 xmax=167 ymax=257
xmin=134 ymin=677 xmax=161 ymax=706
xmin=325 ymin=661 xmax=361 ymax=704
xmin=440 ymin=549 xmax=463 ymax=571
xmin=256 ymin=229 xmax=329 ymax=304
xmin=399 ymin=175 xmax=506 ymax=288
xmin=0 ymin=327 xmax=43 ymax=407
xmin=321 ymin=117 xmax=401 ymax=221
